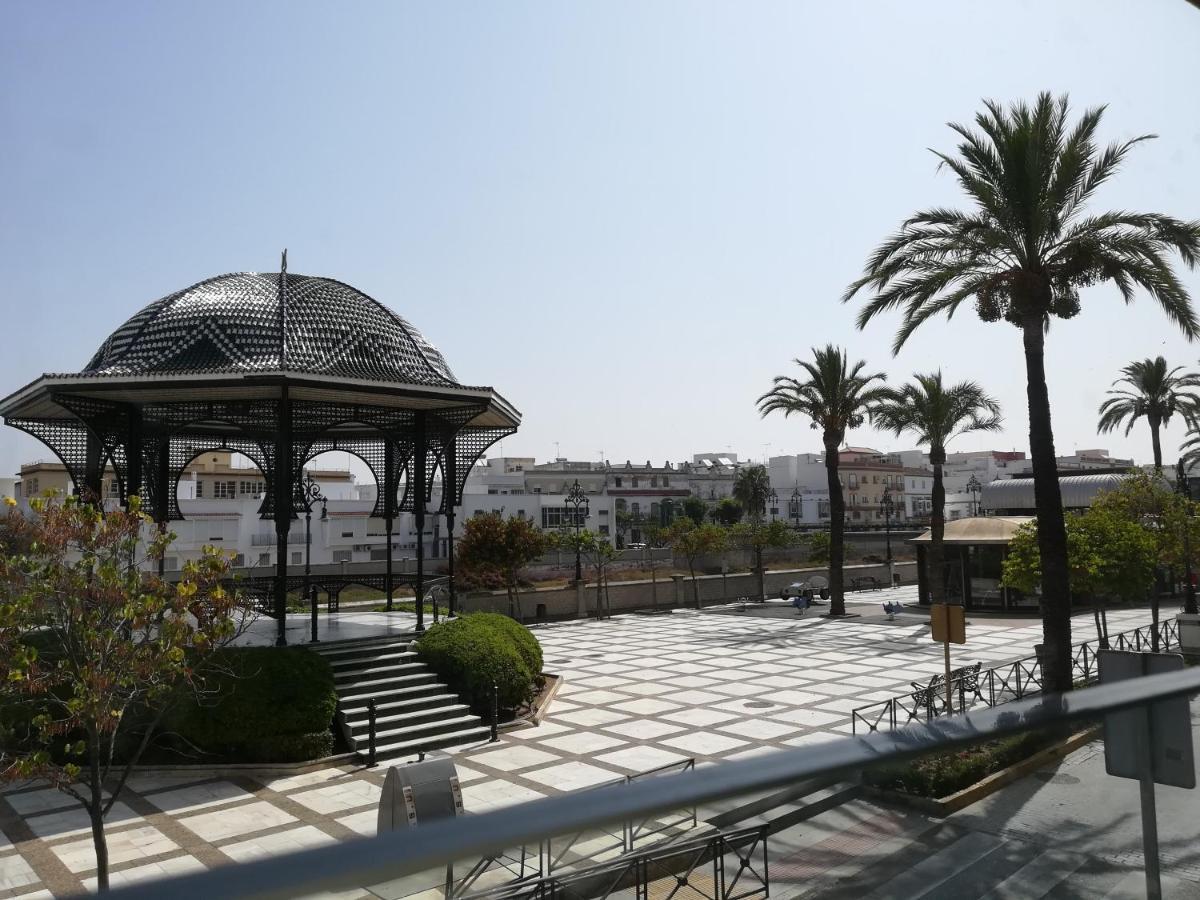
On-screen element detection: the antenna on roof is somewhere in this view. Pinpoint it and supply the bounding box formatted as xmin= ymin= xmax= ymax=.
xmin=279 ymin=248 xmax=289 ymax=371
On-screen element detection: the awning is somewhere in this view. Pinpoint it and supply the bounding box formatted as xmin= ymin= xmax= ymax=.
xmin=909 ymin=516 xmax=1034 ymax=546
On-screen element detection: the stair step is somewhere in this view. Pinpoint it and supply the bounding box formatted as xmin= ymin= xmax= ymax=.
xmin=369 ymin=714 xmax=483 ymax=743
xmin=364 ymin=726 xmax=493 ymax=761
xmin=326 ymin=649 xmax=418 ymax=666
xmin=311 ymin=637 xmax=416 ymax=656
xmin=347 ymin=705 xmax=472 ymax=735
xmin=333 ymin=661 xmax=426 ymax=680
xmin=337 ymin=673 xmax=439 ymax=697
xmin=339 ymin=685 xmax=449 ymax=711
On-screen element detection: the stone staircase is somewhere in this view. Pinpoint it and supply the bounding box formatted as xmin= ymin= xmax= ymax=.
xmin=310 ymin=635 xmax=491 ymax=762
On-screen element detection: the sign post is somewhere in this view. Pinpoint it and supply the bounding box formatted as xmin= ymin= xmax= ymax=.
xmin=930 ymin=603 xmax=966 ymax=713
xmin=1099 ymin=650 xmax=1195 ymax=900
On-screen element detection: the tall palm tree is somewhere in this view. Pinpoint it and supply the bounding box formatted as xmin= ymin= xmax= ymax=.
xmin=1097 ymin=356 xmax=1200 ymax=470
xmin=732 ymin=464 xmax=771 ymax=521
xmin=844 ymin=93 xmax=1200 ymax=693
xmin=733 ymin=464 xmax=772 ymax=600
xmin=757 ymin=345 xmax=888 ymax=615
xmin=873 ymin=372 xmax=1002 ymax=606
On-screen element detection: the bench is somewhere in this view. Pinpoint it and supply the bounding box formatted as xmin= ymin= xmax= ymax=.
xmin=910 ymin=661 xmax=982 ymax=710
xmin=850 ymin=575 xmax=881 ymax=592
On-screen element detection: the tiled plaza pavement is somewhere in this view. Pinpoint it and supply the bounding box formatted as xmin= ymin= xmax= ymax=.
xmin=0 ymin=595 xmax=1157 ymax=897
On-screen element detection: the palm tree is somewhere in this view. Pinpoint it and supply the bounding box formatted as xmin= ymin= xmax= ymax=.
xmin=1097 ymin=357 xmax=1200 ymax=470
xmin=844 ymin=93 xmax=1200 ymax=693
xmin=733 ymin=464 xmax=773 ymax=600
xmin=732 ymin=465 xmax=772 ymax=520
xmin=873 ymin=372 xmax=1002 ymax=607
xmin=757 ymin=345 xmax=888 ymax=615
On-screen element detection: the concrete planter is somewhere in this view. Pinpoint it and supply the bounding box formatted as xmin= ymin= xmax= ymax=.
xmin=1176 ymin=613 xmax=1200 ymax=655
xmin=864 ymin=727 xmax=1098 ymax=817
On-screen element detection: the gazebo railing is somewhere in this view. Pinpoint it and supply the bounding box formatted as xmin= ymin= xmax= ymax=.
xmin=852 ymin=616 xmax=1179 ymax=734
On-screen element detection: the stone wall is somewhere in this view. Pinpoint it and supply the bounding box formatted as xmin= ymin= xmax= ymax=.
xmin=459 ymin=560 xmax=918 ymax=621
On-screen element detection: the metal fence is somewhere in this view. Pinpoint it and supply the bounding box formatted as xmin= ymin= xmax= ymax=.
xmin=851 ymin=617 xmax=1181 ymax=734
xmin=103 ymin=665 xmax=1200 ymax=900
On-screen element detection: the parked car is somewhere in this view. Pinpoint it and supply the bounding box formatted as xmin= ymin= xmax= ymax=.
xmin=780 ymin=578 xmax=829 ymax=602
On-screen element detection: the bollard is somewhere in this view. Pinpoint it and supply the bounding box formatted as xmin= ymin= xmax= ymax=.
xmin=310 ymin=585 xmax=319 ymax=643
xmin=368 ymin=699 xmax=377 ymax=767
xmin=432 ymin=591 xmax=440 ymax=625
xmin=490 ymin=683 xmax=499 ymax=742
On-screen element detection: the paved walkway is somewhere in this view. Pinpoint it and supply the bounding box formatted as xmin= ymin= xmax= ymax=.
xmin=0 ymin=595 xmax=1158 ymax=897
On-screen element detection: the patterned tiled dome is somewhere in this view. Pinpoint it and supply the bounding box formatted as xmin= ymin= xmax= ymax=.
xmin=82 ymin=272 xmax=458 ymax=385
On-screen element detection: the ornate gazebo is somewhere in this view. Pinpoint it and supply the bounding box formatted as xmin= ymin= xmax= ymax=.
xmin=0 ymin=259 xmax=520 ymax=644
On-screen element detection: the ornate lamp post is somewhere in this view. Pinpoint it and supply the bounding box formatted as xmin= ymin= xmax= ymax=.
xmin=765 ymin=487 xmax=778 ymax=521
xmin=564 ymin=479 xmax=590 ymax=581
xmin=296 ymin=471 xmax=327 ymax=643
xmin=880 ymin=486 xmax=895 ymax=587
xmin=966 ymin=474 xmax=982 ymax=517
xmin=1178 ymin=459 xmax=1197 ymax=616
xmin=790 ymin=487 xmax=802 ymax=530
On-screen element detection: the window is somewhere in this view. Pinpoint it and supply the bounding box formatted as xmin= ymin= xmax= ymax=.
xmin=632 ymin=477 xmax=640 ymax=488
xmin=291 ymin=552 xmax=302 ymax=564
xmin=599 ymin=524 xmax=610 ymax=535
xmin=195 ymin=480 xmax=204 ymax=498
xmin=631 ymin=502 xmax=641 ymax=516
xmin=107 ymin=479 xmax=120 ymax=497
xmin=163 ymin=557 xmax=180 ymax=571
xmin=25 ymin=477 xmax=39 ymax=497
xmin=615 ymin=477 xmax=623 ymax=487
xmin=853 ymin=511 xmax=862 ymax=520
xmin=598 ymin=509 xmax=608 ymax=516
xmin=231 ymin=554 xmax=245 ymax=567
xmin=848 ymin=474 xmax=858 ymax=489
xmin=341 ymin=531 xmax=354 ymax=538
xmin=257 ymin=552 xmax=270 ymax=566
xmin=239 ymin=480 xmax=264 ymax=495
xmin=615 ymin=499 xmax=627 ymax=512
xmin=662 ymin=476 xmax=669 ymax=487
xmin=488 ymin=489 xmax=499 ymax=495
xmin=213 ymin=480 xmax=236 ymax=499
xmin=650 ymin=502 xmax=660 ymax=519
xmin=650 ymin=476 xmax=658 ymax=488
xmin=333 ymin=550 xmax=352 ymax=562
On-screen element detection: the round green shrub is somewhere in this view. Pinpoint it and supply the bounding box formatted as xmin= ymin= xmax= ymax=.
xmin=167 ymin=647 xmax=337 ymax=763
xmin=416 ymin=613 xmax=542 ymax=714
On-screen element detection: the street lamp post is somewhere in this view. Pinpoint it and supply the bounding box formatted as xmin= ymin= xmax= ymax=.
xmin=564 ymin=479 xmax=590 ymax=582
xmin=880 ymin=486 xmax=895 ymax=588
xmin=790 ymin=487 xmax=802 ymax=530
xmin=1178 ymin=460 xmax=1197 ymax=616
xmin=967 ymin=474 xmax=982 ymax=517
xmin=296 ymin=471 xmax=327 ymax=643
xmin=765 ymin=488 xmax=778 ymax=521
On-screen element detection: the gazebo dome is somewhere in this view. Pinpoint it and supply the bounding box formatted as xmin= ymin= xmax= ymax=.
xmin=82 ymin=272 xmax=458 ymax=386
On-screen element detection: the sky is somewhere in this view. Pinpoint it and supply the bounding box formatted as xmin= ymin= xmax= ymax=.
xmin=2 ymin=1 xmax=1200 ymax=481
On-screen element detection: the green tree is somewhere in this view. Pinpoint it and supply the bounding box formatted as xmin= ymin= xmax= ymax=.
xmin=730 ymin=519 xmax=796 ymax=601
xmin=732 ymin=465 xmax=772 ymax=520
xmin=757 ymin=345 xmax=888 ymax=615
xmin=806 ymin=530 xmax=831 ymax=564
xmin=709 ymin=497 xmax=743 ymax=526
xmin=559 ymin=530 xmax=618 ymax=617
xmin=872 ymin=372 xmax=1002 ymax=604
xmin=456 ymin=513 xmax=555 ymax=619
xmin=0 ymin=496 xmax=244 ymax=891
xmin=681 ymin=496 xmax=708 ymax=526
xmin=663 ymin=519 xmax=727 ymax=608
xmin=1097 ymin=357 xmax=1200 ymax=470
xmin=845 ymin=94 xmax=1200 ymax=692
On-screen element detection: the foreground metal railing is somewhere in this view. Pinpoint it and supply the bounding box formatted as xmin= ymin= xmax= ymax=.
xmin=106 ymin=666 xmax=1200 ymax=900
xmin=851 ymin=616 xmax=1181 ymax=734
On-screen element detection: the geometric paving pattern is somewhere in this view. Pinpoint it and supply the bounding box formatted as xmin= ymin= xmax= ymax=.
xmin=0 ymin=593 xmax=1156 ymax=897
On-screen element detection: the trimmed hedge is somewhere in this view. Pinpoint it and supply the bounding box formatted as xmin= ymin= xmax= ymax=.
xmin=416 ymin=614 xmax=542 ymax=715
xmin=167 ymin=647 xmax=337 ymax=763
xmin=864 ymin=730 xmax=1053 ymax=798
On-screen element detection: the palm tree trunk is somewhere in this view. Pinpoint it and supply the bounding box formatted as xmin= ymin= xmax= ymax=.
xmin=824 ymin=435 xmax=846 ymax=616
xmin=1022 ymin=320 xmax=1072 ymax=693
xmin=1150 ymin=417 xmax=1163 ymax=471
xmin=929 ymin=448 xmax=947 ymax=606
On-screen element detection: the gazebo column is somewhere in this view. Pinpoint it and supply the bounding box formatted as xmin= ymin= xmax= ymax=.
xmin=414 ymin=413 xmax=427 ymax=633
xmin=445 ymin=441 xmax=458 ymax=617
xmin=273 ymin=388 xmax=293 ymax=647
xmin=125 ymin=406 xmax=143 ymax=507
xmin=154 ymin=439 xmax=170 ymax=578
xmin=83 ymin=431 xmax=104 ymax=503
xmin=384 ymin=441 xmax=395 ymax=613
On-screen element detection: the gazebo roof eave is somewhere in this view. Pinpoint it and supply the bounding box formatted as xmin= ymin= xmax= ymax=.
xmin=0 ymin=370 xmax=521 ymax=430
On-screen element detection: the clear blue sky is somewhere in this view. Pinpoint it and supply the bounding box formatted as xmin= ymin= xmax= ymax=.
xmin=3 ymin=1 xmax=1199 ymax=478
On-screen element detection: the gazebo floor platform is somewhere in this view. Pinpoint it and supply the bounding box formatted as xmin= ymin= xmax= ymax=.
xmin=233 ymin=610 xmax=424 ymax=647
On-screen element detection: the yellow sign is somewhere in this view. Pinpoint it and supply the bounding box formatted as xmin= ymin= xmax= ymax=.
xmin=931 ymin=604 xmax=966 ymax=644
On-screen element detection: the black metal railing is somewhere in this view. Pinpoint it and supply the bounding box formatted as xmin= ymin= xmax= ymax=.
xmin=104 ymin=666 xmax=1200 ymax=900
xmin=852 ymin=616 xmax=1180 ymax=734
